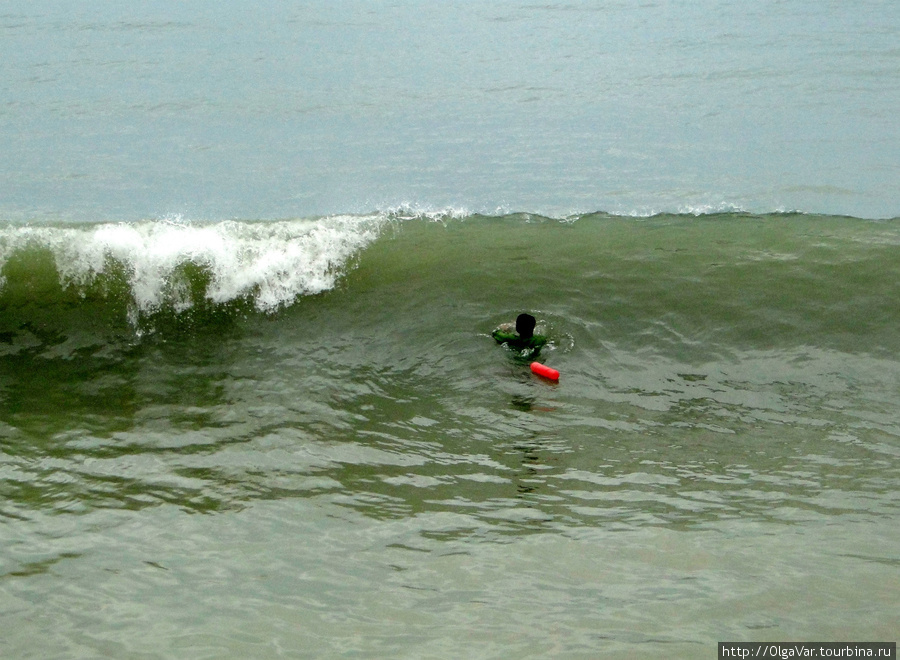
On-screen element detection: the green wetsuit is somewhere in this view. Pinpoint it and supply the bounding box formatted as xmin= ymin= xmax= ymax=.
xmin=492 ymin=329 xmax=547 ymax=356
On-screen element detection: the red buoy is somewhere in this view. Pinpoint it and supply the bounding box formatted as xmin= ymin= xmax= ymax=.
xmin=530 ymin=362 xmax=559 ymax=381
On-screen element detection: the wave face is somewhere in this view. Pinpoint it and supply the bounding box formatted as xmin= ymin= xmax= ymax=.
xmin=3 ymin=210 xmax=898 ymax=354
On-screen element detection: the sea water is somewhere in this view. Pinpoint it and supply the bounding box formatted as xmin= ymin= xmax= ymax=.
xmin=2 ymin=0 xmax=898 ymax=221
xmin=1 ymin=3 xmax=899 ymax=659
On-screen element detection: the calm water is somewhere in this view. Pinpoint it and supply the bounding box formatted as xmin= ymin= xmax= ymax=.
xmin=1 ymin=2 xmax=899 ymax=659
xmin=1 ymin=0 xmax=898 ymax=221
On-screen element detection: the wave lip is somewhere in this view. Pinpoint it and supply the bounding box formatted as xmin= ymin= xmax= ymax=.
xmin=0 ymin=215 xmax=386 ymax=317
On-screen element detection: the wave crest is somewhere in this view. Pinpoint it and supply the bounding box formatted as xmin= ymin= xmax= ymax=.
xmin=0 ymin=215 xmax=386 ymax=318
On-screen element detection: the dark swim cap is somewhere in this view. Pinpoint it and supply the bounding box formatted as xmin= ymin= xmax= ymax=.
xmin=516 ymin=313 xmax=537 ymax=338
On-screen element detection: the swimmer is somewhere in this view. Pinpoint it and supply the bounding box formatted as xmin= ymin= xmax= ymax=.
xmin=492 ymin=313 xmax=547 ymax=355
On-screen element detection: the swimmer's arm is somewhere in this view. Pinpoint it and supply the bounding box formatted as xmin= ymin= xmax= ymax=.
xmin=492 ymin=324 xmax=518 ymax=343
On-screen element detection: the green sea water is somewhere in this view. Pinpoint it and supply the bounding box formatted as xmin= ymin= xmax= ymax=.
xmin=1 ymin=213 xmax=898 ymax=658
xmin=3 ymin=0 xmax=899 ymax=655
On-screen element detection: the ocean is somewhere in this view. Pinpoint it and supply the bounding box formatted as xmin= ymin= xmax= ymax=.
xmin=1 ymin=2 xmax=898 ymax=659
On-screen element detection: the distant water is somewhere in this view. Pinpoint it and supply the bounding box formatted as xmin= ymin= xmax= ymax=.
xmin=2 ymin=2 xmax=899 ymax=659
xmin=1 ymin=0 xmax=898 ymax=222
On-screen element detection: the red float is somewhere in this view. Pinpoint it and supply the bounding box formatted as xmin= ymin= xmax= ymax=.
xmin=530 ymin=362 xmax=559 ymax=381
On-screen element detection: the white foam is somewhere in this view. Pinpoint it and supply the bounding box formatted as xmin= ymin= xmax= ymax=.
xmin=380 ymin=203 xmax=473 ymax=222
xmin=0 ymin=215 xmax=386 ymax=314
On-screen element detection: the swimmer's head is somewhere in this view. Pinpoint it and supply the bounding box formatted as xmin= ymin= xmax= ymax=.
xmin=516 ymin=313 xmax=536 ymax=339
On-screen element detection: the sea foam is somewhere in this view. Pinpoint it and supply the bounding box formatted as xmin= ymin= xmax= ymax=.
xmin=0 ymin=215 xmax=386 ymax=315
